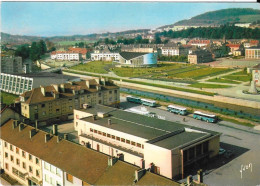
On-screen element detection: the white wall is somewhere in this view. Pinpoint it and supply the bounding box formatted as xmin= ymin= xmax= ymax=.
xmin=63 ymin=172 xmax=83 ymax=186
xmin=42 ymin=161 xmax=63 ymax=186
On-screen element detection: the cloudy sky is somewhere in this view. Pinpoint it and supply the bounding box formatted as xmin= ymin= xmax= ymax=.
xmin=1 ymin=2 xmax=259 ymax=36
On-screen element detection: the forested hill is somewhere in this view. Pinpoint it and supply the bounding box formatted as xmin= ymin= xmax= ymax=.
xmin=159 ymin=8 xmax=260 ymax=29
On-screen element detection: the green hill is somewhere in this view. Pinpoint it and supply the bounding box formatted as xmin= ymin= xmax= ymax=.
xmin=159 ymin=8 xmax=260 ymax=28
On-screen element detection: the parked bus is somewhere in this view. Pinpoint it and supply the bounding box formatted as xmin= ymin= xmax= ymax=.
xmin=193 ymin=111 xmax=217 ymax=123
xmin=126 ymin=96 xmax=142 ymax=104
xmin=141 ymin=99 xmax=157 ymax=107
xmin=167 ymin=105 xmax=187 ymax=115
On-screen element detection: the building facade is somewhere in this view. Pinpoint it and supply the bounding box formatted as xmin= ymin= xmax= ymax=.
xmin=19 ymin=78 xmax=120 ymax=125
xmin=245 ymin=47 xmax=260 ymax=59
xmin=0 ymin=72 xmax=80 ymax=95
xmin=74 ymin=105 xmax=220 ymax=180
xmin=51 ymin=51 xmax=82 ymax=61
xmin=1 ymin=56 xmax=23 ymax=74
xmin=91 ymin=49 xmax=119 ymax=61
xmin=187 ymin=40 xmax=211 ymax=48
xmin=188 ymin=50 xmax=213 ymax=64
xmin=119 ymin=52 xmax=157 ymax=67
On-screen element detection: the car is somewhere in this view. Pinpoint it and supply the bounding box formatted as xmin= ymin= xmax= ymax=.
xmin=219 ymin=148 xmax=226 ymax=155
xmin=224 ymin=150 xmax=234 ymax=158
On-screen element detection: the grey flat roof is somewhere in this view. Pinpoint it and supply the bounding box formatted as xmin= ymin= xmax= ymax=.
xmin=79 ymin=105 xmax=220 ymax=149
xmin=1 ymin=72 xmax=78 ymax=80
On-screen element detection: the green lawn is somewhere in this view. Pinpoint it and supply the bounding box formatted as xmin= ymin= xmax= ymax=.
xmin=222 ymin=70 xmax=251 ymax=82
xmin=189 ymin=83 xmax=231 ymax=89
xmin=1 ymin=92 xmax=19 ymax=105
xmin=70 ymin=61 xmax=112 ymax=74
xmin=172 ymin=67 xmax=233 ymax=80
xmin=207 ymin=78 xmax=240 ymax=84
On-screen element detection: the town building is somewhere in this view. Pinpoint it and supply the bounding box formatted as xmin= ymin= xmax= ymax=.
xmin=0 ymin=119 xmax=184 ymax=186
xmin=119 ymin=52 xmax=157 ymax=67
xmin=226 ymin=44 xmax=241 ymax=54
xmin=161 ymin=43 xmax=192 ymax=56
xmin=74 ymin=105 xmax=220 ymax=180
xmin=188 ymin=50 xmax=214 ymax=64
xmin=251 ymin=64 xmax=260 ymax=86
xmin=0 ymin=72 xmax=80 ymax=95
xmin=68 ymin=47 xmax=88 ymax=60
xmin=91 ymin=48 xmax=120 ymax=61
xmin=51 ymin=51 xmax=82 ymax=61
xmin=0 ymin=103 xmax=24 ymax=126
xmin=234 ymin=23 xmax=251 ymax=28
xmin=243 ymin=40 xmax=259 ymax=48
xmin=1 ymin=56 xmax=24 ymax=74
xmin=187 ymin=40 xmax=211 ymax=48
xmin=19 ymin=78 xmax=120 ymax=125
xmin=245 ymin=47 xmax=260 ymax=59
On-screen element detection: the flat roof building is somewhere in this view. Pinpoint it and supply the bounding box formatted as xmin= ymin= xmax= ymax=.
xmin=0 ymin=119 xmax=183 ymax=186
xmin=74 ymin=105 xmax=220 ymax=180
xmin=119 ymin=52 xmax=157 ymax=67
xmin=0 ymin=72 xmax=80 ymax=95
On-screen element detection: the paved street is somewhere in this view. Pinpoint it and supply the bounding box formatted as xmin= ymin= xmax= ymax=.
xmin=120 ymin=97 xmax=260 ymax=186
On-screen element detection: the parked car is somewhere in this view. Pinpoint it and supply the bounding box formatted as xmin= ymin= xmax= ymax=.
xmin=224 ymin=150 xmax=234 ymax=158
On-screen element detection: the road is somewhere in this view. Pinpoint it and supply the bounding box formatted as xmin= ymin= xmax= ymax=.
xmin=120 ymin=97 xmax=260 ymax=186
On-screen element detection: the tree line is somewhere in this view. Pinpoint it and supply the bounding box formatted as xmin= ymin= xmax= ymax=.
xmin=158 ymin=25 xmax=260 ymax=39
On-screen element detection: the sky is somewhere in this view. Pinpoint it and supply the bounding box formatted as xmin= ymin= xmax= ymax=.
xmin=1 ymin=2 xmax=260 ymax=37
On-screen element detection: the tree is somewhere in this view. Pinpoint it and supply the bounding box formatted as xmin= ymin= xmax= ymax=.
xmin=37 ymin=40 xmax=47 ymax=55
xmin=15 ymin=44 xmax=30 ymax=60
xmin=30 ymin=42 xmax=41 ymax=61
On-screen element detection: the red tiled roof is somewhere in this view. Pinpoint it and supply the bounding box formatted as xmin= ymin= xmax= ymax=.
xmin=226 ymin=44 xmax=240 ymax=48
xmin=250 ymin=40 xmax=259 ymax=45
xmin=68 ymin=48 xmax=88 ymax=55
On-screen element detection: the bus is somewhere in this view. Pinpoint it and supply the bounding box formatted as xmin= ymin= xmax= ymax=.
xmin=193 ymin=111 xmax=217 ymax=123
xmin=126 ymin=96 xmax=142 ymax=104
xmin=140 ymin=99 xmax=157 ymax=107
xmin=167 ymin=105 xmax=187 ymax=115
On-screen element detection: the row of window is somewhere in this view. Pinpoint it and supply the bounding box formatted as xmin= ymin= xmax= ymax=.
xmin=5 ymin=162 xmax=40 ymax=178
xmin=4 ymin=142 xmax=39 ymax=164
xmin=44 ymin=162 xmax=62 ymax=177
xmin=90 ymin=128 xmax=144 ymax=149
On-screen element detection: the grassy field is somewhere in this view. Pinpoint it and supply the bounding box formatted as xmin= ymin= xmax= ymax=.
xmin=207 ymin=78 xmax=240 ymax=84
xmin=222 ymin=70 xmax=251 ymax=82
xmin=112 ymin=63 xmax=189 ymax=77
xmin=54 ymin=40 xmax=97 ymax=46
xmin=189 ymin=83 xmax=231 ymax=89
xmin=172 ymin=67 xmax=233 ymax=80
xmin=70 ymin=61 xmax=112 ymax=74
xmin=1 ymin=92 xmax=19 ymax=105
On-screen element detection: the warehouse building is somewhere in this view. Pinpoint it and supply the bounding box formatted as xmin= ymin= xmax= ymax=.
xmin=74 ymin=105 xmax=220 ymax=180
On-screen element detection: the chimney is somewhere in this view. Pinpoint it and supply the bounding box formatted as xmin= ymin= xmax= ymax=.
xmin=53 ymin=124 xmax=58 ymax=135
xmin=45 ymin=134 xmax=51 ymax=143
xmin=29 ymin=129 xmax=37 ymax=139
xmin=19 ymin=123 xmax=25 ymax=131
xmin=187 ymin=175 xmax=193 ymax=186
xmin=134 ymin=169 xmax=146 ymax=182
xmin=197 ymin=169 xmax=203 ymax=183
xmin=85 ymin=80 xmax=90 ymax=89
xmin=64 ymin=134 xmax=68 ymax=140
xmin=57 ymin=136 xmax=61 ymax=143
xmin=108 ymin=119 xmax=111 ymax=125
xmin=12 ymin=120 xmax=18 ymax=129
xmin=40 ymin=86 xmax=46 ymax=96
xmin=94 ymin=78 xmax=100 ymax=85
xmin=52 ymin=84 xmax=59 ymax=92
xmin=35 ymin=120 xmax=38 ymax=130
xmin=108 ymin=157 xmax=118 ymax=166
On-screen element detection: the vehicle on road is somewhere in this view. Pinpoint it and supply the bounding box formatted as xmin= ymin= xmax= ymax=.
xmin=193 ymin=111 xmax=218 ymax=123
xmin=219 ymin=148 xmax=226 ymax=155
xmin=126 ymin=95 xmax=142 ymax=104
xmin=140 ymin=99 xmax=157 ymax=107
xmin=167 ymin=105 xmax=187 ymax=115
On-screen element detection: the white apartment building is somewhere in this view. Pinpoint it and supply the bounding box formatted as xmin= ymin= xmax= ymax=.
xmin=42 ymin=161 xmax=63 ymax=186
xmin=51 ymin=51 xmax=82 ymax=61
xmin=234 ymin=23 xmax=251 ymax=28
xmin=74 ymin=105 xmax=220 ymax=180
xmin=91 ymin=49 xmax=119 ymax=61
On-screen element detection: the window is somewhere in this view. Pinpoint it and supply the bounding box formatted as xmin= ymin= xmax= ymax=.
xmin=98 ymin=93 xmax=102 ymax=97
xmin=10 ymin=144 xmax=13 ymax=151
xmin=11 ymin=155 xmax=14 ymax=162
xmin=107 ymin=134 xmax=111 ymax=138
xmin=50 ymin=165 xmax=56 ymax=173
xmin=22 ymin=162 xmax=26 ymax=169
xmin=36 ymin=158 xmax=39 ymax=165
xmin=5 ymin=152 xmax=8 ymax=158
xmin=99 ymin=100 xmax=102 ymax=104
xmin=131 ymin=141 xmax=136 ymax=146
xmin=5 ymin=163 xmax=9 ymax=170
xmin=112 ymin=135 xmax=115 ymax=139
xmin=44 ymin=162 xmax=50 ymax=170
xmin=56 ymin=109 xmax=60 ymax=113
xmin=56 ymin=168 xmax=61 ymax=177
xmin=29 ymin=166 xmax=33 ymax=173
xmin=116 ymin=137 xmax=120 ymax=141
xmin=109 ymin=91 xmax=112 ymax=94
xmin=16 ymin=158 xmax=20 ymax=166
xmin=66 ymin=173 xmax=73 ymax=183
xmin=121 ymin=138 xmax=125 ymax=143
xmin=42 ymin=104 xmax=45 ymax=108
xmin=126 ymin=140 xmax=130 ymax=144
xmin=114 ymin=90 xmax=117 ymax=94
xmin=98 ymin=131 xmax=102 ymax=135
xmin=4 ymin=142 xmax=7 ymax=148
xmin=22 ymin=151 xmax=26 ymax=158
xmin=82 ymin=181 xmax=90 ymax=186
xmin=45 ymin=174 xmax=50 ymax=183
xmin=16 ymin=147 xmax=19 ymax=154
xmin=90 ymin=128 xmax=93 ymax=132
xmin=137 ymin=143 xmax=142 ymax=148
xmin=94 ymin=130 xmax=97 ymax=133
xmin=102 ymin=132 xmax=106 ymax=136
xmin=29 ymin=154 xmax=32 ymax=161
xmin=36 ymin=170 xmax=40 ymax=177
